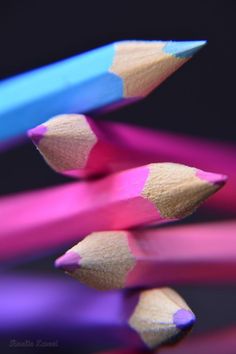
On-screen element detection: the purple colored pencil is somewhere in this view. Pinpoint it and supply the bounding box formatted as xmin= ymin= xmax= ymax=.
xmin=0 ymin=273 xmax=195 ymax=351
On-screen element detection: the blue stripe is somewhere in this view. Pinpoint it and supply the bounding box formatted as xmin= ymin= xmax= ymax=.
xmin=0 ymin=43 xmax=123 ymax=141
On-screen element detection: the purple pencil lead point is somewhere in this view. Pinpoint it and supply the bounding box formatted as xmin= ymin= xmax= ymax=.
xmin=173 ymin=309 xmax=196 ymax=330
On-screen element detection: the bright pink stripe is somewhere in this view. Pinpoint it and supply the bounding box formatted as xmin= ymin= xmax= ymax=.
xmin=0 ymin=165 xmax=162 ymax=261
xmin=126 ymin=220 xmax=236 ymax=287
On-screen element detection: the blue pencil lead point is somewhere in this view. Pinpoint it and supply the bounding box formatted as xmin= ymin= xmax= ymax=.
xmin=164 ymin=40 xmax=207 ymax=58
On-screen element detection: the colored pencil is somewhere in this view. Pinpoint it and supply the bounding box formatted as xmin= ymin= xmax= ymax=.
xmin=96 ymin=327 xmax=236 ymax=354
xmin=0 ymin=40 xmax=205 ymax=145
xmin=0 ymin=274 xmax=195 ymax=350
xmin=28 ymin=115 xmax=236 ymax=214
xmin=55 ymin=220 xmax=236 ymax=290
xmin=0 ymin=163 xmax=225 ymax=262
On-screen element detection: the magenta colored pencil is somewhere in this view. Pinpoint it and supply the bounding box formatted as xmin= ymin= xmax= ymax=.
xmin=29 ymin=115 xmax=235 ymax=212
xmin=55 ymin=220 xmax=236 ymax=290
xmin=96 ymin=327 xmax=236 ymax=354
xmin=0 ymin=163 xmax=225 ymax=262
xmin=0 ymin=273 xmax=195 ymax=350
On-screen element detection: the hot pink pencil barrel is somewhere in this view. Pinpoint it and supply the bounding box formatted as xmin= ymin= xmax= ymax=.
xmin=0 ymin=166 xmax=156 ymax=261
xmin=127 ymin=220 xmax=236 ymax=287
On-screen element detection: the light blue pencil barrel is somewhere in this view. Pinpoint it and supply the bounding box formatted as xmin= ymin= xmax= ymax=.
xmin=0 ymin=40 xmax=206 ymax=145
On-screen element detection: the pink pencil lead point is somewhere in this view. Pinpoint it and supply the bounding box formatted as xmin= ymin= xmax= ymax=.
xmin=196 ymin=170 xmax=227 ymax=186
xmin=27 ymin=125 xmax=47 ymax=145
xmin=55 ymin=251 xmax=80 ymax=273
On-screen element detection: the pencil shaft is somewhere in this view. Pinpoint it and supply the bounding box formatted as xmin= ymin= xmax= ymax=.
xmin=0 ymin=168 xmax=156 ymax=260
xmin=0 ymin=40 xmax=205 ymax=144
xmin=0 ymin=44 xmax=118 ymax=143
xmin=127 ymin=221 xmax=236 ymax=287
xmin=0 ymin=273 xmax=139 ymax=349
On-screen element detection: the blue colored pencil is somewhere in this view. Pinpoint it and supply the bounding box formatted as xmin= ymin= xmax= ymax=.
xmin=0 ymin=40 xmax=205 ymax=145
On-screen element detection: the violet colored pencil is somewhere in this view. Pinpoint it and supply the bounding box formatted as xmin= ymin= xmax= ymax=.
xmin=0 ymin=163 xmax=225 ymax=262
xmin=0 ymin=40 xmax=205 ymax=146
xmin=96 ymin=327 xmax=236 ymax=354
xmin=28 ymin=115 xmax=235 ymax=213
xmin=55 ymin=220 xmax=236 ymax=290
xmin=0 ymin=274 xmax=195 ymax=350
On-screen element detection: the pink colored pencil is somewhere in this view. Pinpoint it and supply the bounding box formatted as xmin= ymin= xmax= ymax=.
xmin=28 ymin=115 xmax=235 ymax=212
xmin=0 ymin=163 xmax=225 ymax=262
xmin=55 ymin=220 xmax=236 ymax=290
xmin=96 ymin=327 xmax=236 ymax=354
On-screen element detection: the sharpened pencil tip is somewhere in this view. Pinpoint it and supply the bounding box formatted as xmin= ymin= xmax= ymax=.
xmin=164 ymin=40 xmax=207 ymax=58
xmin=196 ymin=170 xmax=228 ymax=187
xmin=55 ymin=251 xmax=80 ymax=272
xmin=28 ymin=125 xmax=47 ymax=145
xmin=173 ymin=309 xmax=196 ymax=330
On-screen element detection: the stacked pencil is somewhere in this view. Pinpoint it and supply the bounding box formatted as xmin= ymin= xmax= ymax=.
xmin=1 ymin=40 xmax=230 ymax=352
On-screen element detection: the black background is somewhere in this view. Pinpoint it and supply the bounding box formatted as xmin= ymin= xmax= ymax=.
xmin=0 ymin=1 xmax=236 ymax=353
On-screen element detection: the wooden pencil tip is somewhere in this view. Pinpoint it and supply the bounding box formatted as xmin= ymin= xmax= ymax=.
xmin=28 ymin=124 xmax=47 ymax=145
xmin=142 ymin=163 xmax=227 ymax=220
xmin=129 ymin=288 xmax=196 ymax=349
xmin=28 ymin=114 xmax=97 ymax=173
xmin=55 ymin=231 xmax=135 ymax=290
xmin=164 ymin=40 xmax=207 ymax=58
xmin=55 ymin=251 xmax=80 ymax=272
xmin=112 ymin=40 xmax=207 ymax=97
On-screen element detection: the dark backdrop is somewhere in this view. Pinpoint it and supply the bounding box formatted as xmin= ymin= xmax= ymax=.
xmin=0 ymin=1 xmax=236 ymax=353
